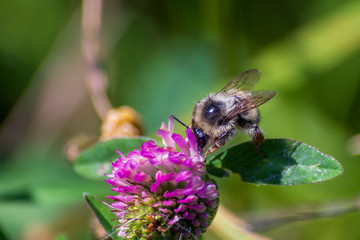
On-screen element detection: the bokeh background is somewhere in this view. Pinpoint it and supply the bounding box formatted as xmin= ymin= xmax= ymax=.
xmin=1 ymin=0 xmax=360 ymax=239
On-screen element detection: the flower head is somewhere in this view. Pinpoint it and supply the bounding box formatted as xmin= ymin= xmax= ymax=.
xmin=105 ymin=116 xmax=219 ymax=239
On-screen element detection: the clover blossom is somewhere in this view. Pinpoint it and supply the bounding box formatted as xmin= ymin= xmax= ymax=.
xmin=105 ymin=117 xmax=219 ymax=239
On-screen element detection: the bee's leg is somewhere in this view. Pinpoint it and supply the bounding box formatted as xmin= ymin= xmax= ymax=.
xmin=251 ymin=124 xmax=264 ymax=146
xmin=204 ymin=130 xmax=235 ymax=161
xmin=237 ymin=110 xmax=267 ymax=158
xmin=251 ymin=125 xmax=267 ymax=158
xmin=204 ymin=145 xmax=219 ymax=161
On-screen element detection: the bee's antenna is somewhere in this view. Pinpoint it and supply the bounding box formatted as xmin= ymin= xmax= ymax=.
xmin=171 ymin=115 xmax=189 ymax=129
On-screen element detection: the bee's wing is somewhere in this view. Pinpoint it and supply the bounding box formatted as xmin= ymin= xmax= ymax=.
xmin=217 ymin=69 xmax=261 ymax=94
xmin=224 ymin=89 xmax=276 ymax=122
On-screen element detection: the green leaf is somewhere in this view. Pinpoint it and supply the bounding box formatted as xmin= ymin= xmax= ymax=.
xmin=84 ymin=193 xmax=121 ymax=240
xmin=206 ymin=159 xmax=229 ymax=178
xmin=207 ymin=139 xmax=343 ymax=185
xmin=74 ymin=137 xmax=152 ymax=180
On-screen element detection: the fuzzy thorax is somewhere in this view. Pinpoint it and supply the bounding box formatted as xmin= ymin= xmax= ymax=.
xmin=192 ymin=93 xmax=237 ymax=137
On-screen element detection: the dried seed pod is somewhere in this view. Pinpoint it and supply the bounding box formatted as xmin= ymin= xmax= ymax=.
xmin=99 ymin=106 xmax=143 ymax=140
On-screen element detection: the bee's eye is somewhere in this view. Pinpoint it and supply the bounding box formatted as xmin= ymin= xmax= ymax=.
xmin=204 ymin=103 xmax=220 ymax=121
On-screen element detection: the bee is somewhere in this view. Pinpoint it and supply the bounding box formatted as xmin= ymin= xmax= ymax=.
xmin=190 ymin=69 xmax=276 ymax=159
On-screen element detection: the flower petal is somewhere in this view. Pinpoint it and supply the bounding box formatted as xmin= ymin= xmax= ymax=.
xmin=163 ymin=199 xmax=177 ymax=207
xmin=174 ymin=204 xmax=187 ymax=212
xmin=172 ymin=133 xmax=190 ymax=156
xmin=157 ymin=129 xmax=176 ymax=149
xmin=163 ymin=189 xmax=184 ymax=199
xmin=198 ymin=183 xmax=219 ymax=200
xmin=134 ymin=171 xmax=151 ymax=183
xmin=183 ymin=210 xmax=196 ymax=220
xmin=187 ymin=202 xmax=206 ymax=213
xmin=178 ymin=194 xmax=198 ymax=205
xmin=168 ymin=214 xmax=181 ymax=225
xmin=175 ymin=170 xmax=193 ymax=182
xmin=185 ymin=128 xmax=199 ymax=156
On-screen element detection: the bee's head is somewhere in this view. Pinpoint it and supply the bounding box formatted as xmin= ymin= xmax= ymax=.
xmin=201 ymin=99 xmax=224 ymax=125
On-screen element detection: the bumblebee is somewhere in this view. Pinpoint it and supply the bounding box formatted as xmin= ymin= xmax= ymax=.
xmin=190 ymin=69 xmax=275 ymax=159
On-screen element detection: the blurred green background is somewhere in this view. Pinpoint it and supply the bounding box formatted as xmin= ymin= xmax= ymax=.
xmin=1 ymin=0 xmax=360 ymax=239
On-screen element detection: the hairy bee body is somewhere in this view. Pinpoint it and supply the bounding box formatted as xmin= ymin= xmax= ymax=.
xmin=190 ymin=69 xmax=275 ymax=159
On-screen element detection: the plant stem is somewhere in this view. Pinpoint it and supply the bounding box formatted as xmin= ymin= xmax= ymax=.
xmin=245 ymin=196 xmax=360 ymax=231
xmin=209 ymin=204 xmax=271 ymax=240
xmin=81 ymin=0 xmax=112 ymax=119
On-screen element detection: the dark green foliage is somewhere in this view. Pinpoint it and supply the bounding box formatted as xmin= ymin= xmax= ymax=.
xmin=207 ymin=139 xmax=343 ymax=185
